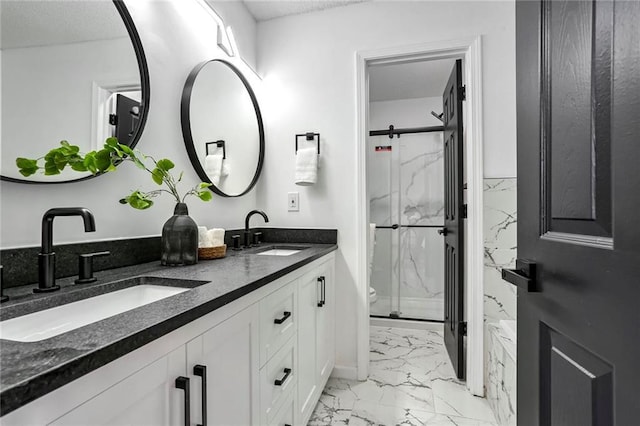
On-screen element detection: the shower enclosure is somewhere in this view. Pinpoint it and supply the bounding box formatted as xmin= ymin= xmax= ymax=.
xmin=368 ymin=122 xmax=445 ymax=321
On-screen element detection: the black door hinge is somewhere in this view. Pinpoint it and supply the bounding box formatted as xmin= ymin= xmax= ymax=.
xmin=459 ymin=85 xmax=466 ymax=101
xmin=109 ymin=114 xmax=118 ymax=126
xmin=462 ymin=204 xmax=468 ymax=219
xmin=460 ymin=321 xmax=468 ymax=336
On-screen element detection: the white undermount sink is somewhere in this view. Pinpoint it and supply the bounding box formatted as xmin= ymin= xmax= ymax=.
xmin=0 ymin=285 xmax=188 ymax=342
xmin=256 ymin=249 xmax=302 ymax=256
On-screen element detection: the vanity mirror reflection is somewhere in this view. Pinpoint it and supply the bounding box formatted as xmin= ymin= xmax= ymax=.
xmin=181 ymin=59 xmax=264 ymax=197
xmin=0 ymin=0 xmax=149 ymax=183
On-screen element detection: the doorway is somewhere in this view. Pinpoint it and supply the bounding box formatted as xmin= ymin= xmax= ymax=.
xmin=356 ymin=37 xmax=485 ymax=395
xmin=367 ymin=58 xmax=453 ymax=322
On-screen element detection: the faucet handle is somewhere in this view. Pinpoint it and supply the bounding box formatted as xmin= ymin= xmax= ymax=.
xmin=253 ymin=232 xmax=263 ymax=246
xmin=75 ymin=251 xmax=110 ymax=284
xmin=1 ymin=266 xmax=8 ymax=303
xmin=231 ymin=235 xmax=242 ymax=251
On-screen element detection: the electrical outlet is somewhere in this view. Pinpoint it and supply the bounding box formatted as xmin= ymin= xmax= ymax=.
xmin=288 ymin=192 xmax=299 ymax=212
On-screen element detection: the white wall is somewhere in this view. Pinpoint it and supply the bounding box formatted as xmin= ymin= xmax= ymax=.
xmin=256 ymin=1 xmax=516 ymax=373
xmin=0 ymin=0 xmax=260 ymax=248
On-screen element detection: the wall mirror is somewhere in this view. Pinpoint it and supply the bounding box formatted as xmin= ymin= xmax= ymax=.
xmin=0 ymin=0 xmax=150 ymax=183
xmin=181 ymin=59 xmax=264 ymax=197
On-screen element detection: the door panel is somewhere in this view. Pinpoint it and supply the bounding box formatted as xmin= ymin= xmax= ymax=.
xmin=442 ymin=59 xmax=464 ymax=380
xmin=114 ymin=94 xmax=140 ymax=147
xmin=542 ymin=0 xmax=613 ymax=238
xmin=515 ymin=0 xmax=640 ymax=424
xmin=541 ymin=325 xmax=613 ymax=425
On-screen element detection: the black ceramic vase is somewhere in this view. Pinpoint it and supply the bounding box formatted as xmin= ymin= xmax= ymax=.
xmin=161 ymin=203 xmax=198 ymax=266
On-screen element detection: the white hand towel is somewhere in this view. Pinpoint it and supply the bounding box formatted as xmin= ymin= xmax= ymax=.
xmin=295 ymin=147 xmax=318 ymax=186
xmin=221 ymin=161 xmax=231 ymax=177
xmin=198 ymin=226 xmax=209 ymax=248
xmin=204 ymin=154 xmax=223 ymax=186
xmin=209 ymin=228 xmax=225 ymax=247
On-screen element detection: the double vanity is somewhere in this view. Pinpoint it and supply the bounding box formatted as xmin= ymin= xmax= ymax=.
xmin=0 ymin=0 xmax=335 ymax=423
xmin=0 ymin=241 xmax=337 ymax=425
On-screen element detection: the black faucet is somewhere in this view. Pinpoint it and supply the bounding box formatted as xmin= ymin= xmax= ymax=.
xmin=244 ymin=210 xmax=269 ymax=248
xmin=36 ymin=207 xmax=96 ymax=293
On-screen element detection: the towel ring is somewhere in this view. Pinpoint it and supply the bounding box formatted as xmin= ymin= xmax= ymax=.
xmin=295 ymin=132 xmax=320 ymax=155
xmin=205 ymin=140 xmax=226 ymax=159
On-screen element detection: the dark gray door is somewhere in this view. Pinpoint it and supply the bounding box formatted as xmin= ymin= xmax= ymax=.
xmin=442 ymin=59 xmax=465 ymax=380
xmin=114 ymin=94 xmax=140 ymax=146
xmin=511 ymin=0 xmax=640 ymax=424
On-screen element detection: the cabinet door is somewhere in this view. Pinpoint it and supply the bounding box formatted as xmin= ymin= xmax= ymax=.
xmin=187 ymin=305 xmax=260 ymax=426
xmin=50 ymin=346 xmax=186 ymax=426
xmin=316 ymin=260 xmax=335 ymax=387
xmin=297 ymin=270 xmax=320 ymax=423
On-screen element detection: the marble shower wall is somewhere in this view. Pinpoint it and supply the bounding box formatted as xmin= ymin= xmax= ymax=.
xmin=368 ymin=98 xmax=445 ymax=320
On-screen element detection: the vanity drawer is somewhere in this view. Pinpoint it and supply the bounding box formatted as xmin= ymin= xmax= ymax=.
xmin=268 ymin=384 xmax=295 ymax=426
xmin=259 ymin=279 xmax=296 ymax=365
xmin=260 ymin=336 xmax=296 ymax=424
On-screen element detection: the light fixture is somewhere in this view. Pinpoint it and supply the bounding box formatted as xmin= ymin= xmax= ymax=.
xmin=194 ymin=0 xmax=235 ymax=57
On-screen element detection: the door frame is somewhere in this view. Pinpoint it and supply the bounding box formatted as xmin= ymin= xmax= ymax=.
xmin=355 ymin=36 xmax=484 ymax=395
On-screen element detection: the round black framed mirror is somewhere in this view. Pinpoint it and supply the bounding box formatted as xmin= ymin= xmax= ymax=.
xmin=181 ymin=59 xmax=264 ymax=198
xmin=0 ymin=0 xmax=150 ymax=184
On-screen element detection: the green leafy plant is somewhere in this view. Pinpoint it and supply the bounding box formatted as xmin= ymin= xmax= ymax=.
xmin=16 ymin=138 xmax=212 ymax=210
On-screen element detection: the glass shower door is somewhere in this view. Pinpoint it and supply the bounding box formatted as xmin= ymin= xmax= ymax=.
xmin=369 ymin=129 xmax=445 ymax=321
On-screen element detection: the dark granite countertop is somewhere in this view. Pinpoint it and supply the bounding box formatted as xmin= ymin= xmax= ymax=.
xmin=0 ymin=243 xmax=337 ymax=416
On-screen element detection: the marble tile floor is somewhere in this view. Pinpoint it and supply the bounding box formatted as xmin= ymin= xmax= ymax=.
xmin=309 ymin=326 xmax=497 ymax=426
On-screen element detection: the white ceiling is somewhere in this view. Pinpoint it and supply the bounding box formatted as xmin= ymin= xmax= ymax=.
xmin=242 ymin=0 xmax=367 ymax=22
xmin=0 ymin=1 xmax=126 ymax=49
xmin=369 ymin=59 xmax=456 ymax=102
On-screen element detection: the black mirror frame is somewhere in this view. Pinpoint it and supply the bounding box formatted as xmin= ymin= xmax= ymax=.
xmin=181 ymin=59 xmax=265 ymax=198
xmin=0 ymin=0 xmax=151 ymax=185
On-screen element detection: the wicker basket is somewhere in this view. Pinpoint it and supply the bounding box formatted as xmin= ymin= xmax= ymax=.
xmin=198 ymin=244 xmax=227 ymax=260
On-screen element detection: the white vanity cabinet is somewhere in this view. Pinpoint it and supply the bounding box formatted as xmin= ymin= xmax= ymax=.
xmin=297 ymin=258 xmax=335 ymax=425
xmin=0 ymin=252 xmax=335 ymax=426
xmin=186 ymin=305 xmax=261 ymax=426
xmin=49 ymin=346 xmax=186 ymax=426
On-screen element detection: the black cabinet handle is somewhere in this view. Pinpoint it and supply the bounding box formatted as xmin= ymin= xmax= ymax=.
xmin=194 ymin=365 xmax=207 ymax=426
xmin=321 ymin=276 xmax=326 ymax=306
xmin=274 ymin=311 xmax=292 ymax=324
xmin=502 ymin=259 xmax=537 ymax=292
xmin=175 ymin=376 xmax=190 ymax=426
xmin=274 ymin=368 xmax=292 ymax=386
xmin=317 ymin=277 xmax=323 ymax=307
xmin=317 ymin=276 xmax=326 ymax=307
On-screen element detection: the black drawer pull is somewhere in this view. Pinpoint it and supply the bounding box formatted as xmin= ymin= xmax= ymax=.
xmin=175 ymin=376 xmax=190 ymax=426
xmin=194 ymin=365 xmax=207 ymax=426
xmin=274 ymin=368 xmax=292 ymax=386
xmin=274 ymin=311 xmax=292 ymax=324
